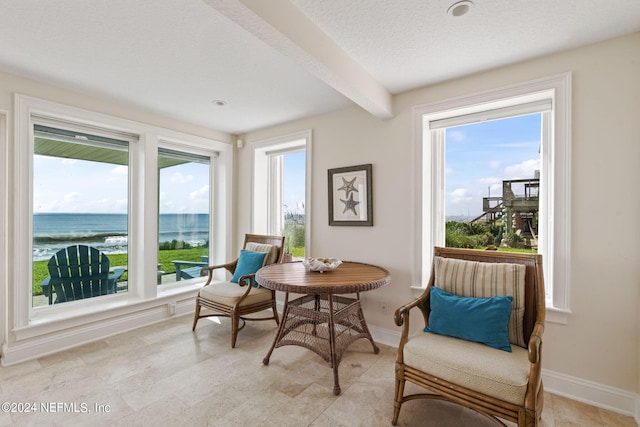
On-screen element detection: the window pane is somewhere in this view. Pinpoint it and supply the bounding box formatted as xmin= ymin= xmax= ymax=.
xmin=32 ymin=128 xmax=129 ymax=307
xmin=282 ymin=151 xmax=305 ymax=260
xmin=158 ymin=149 xmax=210 ymax=284
xmin=444 ymin=114 xmax=541 ymax=252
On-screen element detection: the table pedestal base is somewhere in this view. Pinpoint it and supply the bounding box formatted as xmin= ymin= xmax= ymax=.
xmin=263 ymin=293 xmax=379 ymax=395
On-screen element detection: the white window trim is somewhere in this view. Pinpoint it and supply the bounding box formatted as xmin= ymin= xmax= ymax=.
xmin=251 ymin=130 xmax=312 ymax=256
xmin=413 ymin=73 xmax=572 ymax=324
xmin=0 ymin=110 xmax=7 ymax=349
xmin=11 ymin=94 xmax=233 ymax=339
xmin=156 ymin=140 xmax=221 ymax=286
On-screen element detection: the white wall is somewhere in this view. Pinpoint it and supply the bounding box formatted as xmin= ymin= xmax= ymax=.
xmin=238 ymin=32 xmax=640 ymax=406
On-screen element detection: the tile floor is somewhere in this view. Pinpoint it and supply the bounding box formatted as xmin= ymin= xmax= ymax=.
xmin=0 ymin=314 xmax=637 ymax=427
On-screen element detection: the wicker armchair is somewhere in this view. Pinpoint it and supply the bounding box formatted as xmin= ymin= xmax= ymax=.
xmin=393 ymin=247 xmax=545 ymax=426
xmin=192 ymin=234 xmax=285 ymax=348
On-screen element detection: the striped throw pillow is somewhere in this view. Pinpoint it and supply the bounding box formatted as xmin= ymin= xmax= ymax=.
xmin=434 ymin=256 xmax=526 ymax=348
xmin=244 ymin=242 xmax=277 ymax=265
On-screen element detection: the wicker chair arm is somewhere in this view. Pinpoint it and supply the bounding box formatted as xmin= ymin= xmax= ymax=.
xmin=527 ymin=322 xmax=544 ymax=363
xmin=200 ymin=261 xmax=238 ymax=286
xmin=236 ymin=273 xmax=256 ymax=287
xmin=394 ymin=287 xmax=430 ymax=327
xmin=394 ymin=299 xmax=420 ymax=327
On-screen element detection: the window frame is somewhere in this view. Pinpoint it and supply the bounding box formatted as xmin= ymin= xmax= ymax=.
xmin=413 ymin=73 xmax=572 ymax=323
xmin=156 ymin=141 xmax=217 ymax=287
xmin=251 ymin=130 xmax=312 ymax=256
xmin=0 ymin=110 xmax=7 ymax=349
xmin=11 ymin=94 xmax=232 ymax=334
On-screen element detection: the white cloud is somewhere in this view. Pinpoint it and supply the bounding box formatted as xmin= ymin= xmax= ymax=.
xmin=503 ymin=159 xmax=540 ymax=179
xmin=111 ymin=165 xmax=128 ymax=175
xmin=186 ymin=185 xmax=210 ymax=212
xmin=170 ymin=172 xmax=193 ymax=184
xmin=189 ymin=185 xmax=209 ymax=200
xmin=479 ymin=176 xmax=500 ymax=185
xmin=64 ymin=192 xmax=81 ymax=202
xmin=450 ymin=188 xmax=473 ymax=203
xmin=448 ymin=130 xmax=466 ymax=142
xmin=489 ymin=160 xmax=501 ymax=169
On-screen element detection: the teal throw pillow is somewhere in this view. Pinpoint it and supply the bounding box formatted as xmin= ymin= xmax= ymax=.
xmin=231 ymin=250 xmax=267 ymax=286
xmin=424 ymin=286 xmax=513 ymax=352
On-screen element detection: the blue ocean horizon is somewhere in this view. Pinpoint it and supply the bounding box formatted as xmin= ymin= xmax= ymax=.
xmin=33 ymin=213 xmax=209 ymax=261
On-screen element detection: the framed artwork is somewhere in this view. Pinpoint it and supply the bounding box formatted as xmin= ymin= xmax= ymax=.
xmin=328 ymin=164 xmax=373 ymax=226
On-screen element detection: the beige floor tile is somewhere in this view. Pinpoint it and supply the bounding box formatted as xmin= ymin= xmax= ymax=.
xmin=0 ymin=314 xmax=636 ymax=427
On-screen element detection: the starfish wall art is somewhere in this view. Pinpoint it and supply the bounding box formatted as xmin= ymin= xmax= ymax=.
xmin=327 ymin=164 xmax=373 ymax=226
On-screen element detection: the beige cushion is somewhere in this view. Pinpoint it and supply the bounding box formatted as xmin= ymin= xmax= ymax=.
xmin=244 ymin=242 xmax=278 ymax=265
xmin=434 ymin=256 xmax=526 ymax=348
xmin=404 ymin=332 xmax=530 ymax=405
xmin=199 ymin=281 xmax=272 ymax=307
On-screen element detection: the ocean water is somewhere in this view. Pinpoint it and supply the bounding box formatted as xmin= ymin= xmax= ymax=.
xmin=33 ymin=213 xmax=209 ymax=261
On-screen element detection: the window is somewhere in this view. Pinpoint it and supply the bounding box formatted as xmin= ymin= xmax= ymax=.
xmin=157 ymin=148 xmax=212 ymax=284
xmin=443 ymin=113 xmax=543 ymax=249
xmin=32 ymin=122 xmax=133 ymax=307
xmin=252 ymin=130 xmax=312 ymax=260
xmin=414 ymin=74 xmax=571 ymax=323
xmin=11 ymin=95 xmax=231 ymax=334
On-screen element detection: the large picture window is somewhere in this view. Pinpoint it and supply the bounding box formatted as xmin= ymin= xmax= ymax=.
xmin=443 ymin=113 xmax=543 ymax=252
xmin=32 ymin=123 xmax=132 ymax=307
xmin=157 ymin=148 xmax=212 ymax=284
xmin=415 ymin=74 xmax=571 ymax=322
xmin=11 ymin=95 xmax=231 ymax=340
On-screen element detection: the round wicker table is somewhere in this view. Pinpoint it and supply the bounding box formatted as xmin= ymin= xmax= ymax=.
xmin=256 ymin=261 xmax=390 ymax=395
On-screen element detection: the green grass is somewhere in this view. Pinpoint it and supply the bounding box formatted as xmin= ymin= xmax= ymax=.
xmin=495 ymin=247 xmax=537 ymax=254
xmin=290 ymin=246 xmax=305 ymax=258
xmin=32 ymin=247 xmax=208 ymax=296
xmin=468 ymin=246 xmax=537 ymax=254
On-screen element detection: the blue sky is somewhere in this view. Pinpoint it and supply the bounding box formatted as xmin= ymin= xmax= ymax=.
xmin=282 ymin=150 xmax=306 ymax=215
xmin=33 ymin=156 xmax=210 ymax=214
xmin=445 ymin=113 xmax=542 ymax=219
xmin=33 ymin=155 xmax=129 ymax=213
xmin=33 ymin=115 xmax=539 ymax=218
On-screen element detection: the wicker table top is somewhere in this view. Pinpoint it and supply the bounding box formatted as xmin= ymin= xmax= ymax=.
xmin=255 ymin=261 xmax=390 ymax=295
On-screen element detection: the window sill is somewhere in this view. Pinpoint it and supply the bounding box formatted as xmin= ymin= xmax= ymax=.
xmin=545 ymin=306 xmax=572 ymax=324
xmin=16 ymin=282 xmax=204 ymax=342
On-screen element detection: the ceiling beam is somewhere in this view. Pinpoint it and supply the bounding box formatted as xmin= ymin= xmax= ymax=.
xmin=203 ymin=0 xmax=393 ymax=120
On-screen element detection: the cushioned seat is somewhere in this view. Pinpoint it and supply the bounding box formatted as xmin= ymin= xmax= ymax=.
xmin=192 ymin=234 xmax=286 ymax=348
xmin=199 ymin=281 xmax=273 ymax=307
xmin=404 ymin=332 xmax=530 ymax=405
xmin=392 ymin=247 xmax=545 ymax=427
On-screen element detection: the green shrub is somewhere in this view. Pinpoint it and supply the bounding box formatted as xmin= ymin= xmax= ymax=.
xmin=446 ymin=221 xmax=505 ymax=250
xmin=504 ymin=232 xmax=524 ymax=248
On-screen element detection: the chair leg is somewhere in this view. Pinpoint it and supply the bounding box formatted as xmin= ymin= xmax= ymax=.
xmin=231 ymin=309 xmax=239 ymax=348
xmin=392 ymin=370 xmax=406 ymax=425
xmin=192 ymin=301 xmax=201 ymax=331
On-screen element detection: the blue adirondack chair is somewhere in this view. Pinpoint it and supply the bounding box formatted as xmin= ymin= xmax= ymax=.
xmin=172 ymin=256 xmax=209 ymax=281
xmin=40 ymin=245 xmax=125 ymax=304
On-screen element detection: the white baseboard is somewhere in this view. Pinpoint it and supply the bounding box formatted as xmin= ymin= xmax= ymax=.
xmin=369 ymin=325 xmax=639 ymax=422
xmin=542 ymin=369 xmax=638 ymax=419
xmin=2 ymin=292 xmax=196 ymax=366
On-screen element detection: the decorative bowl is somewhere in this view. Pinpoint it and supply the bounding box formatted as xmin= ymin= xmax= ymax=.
xmin=303 ymin=257 xmax=342 ymax=273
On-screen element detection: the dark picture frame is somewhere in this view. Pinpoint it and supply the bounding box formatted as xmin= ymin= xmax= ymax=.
xmin=328 ymin=164 xmax=373 ymax=226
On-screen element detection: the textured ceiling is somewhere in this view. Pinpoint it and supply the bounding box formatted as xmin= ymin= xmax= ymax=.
xmin=0 ymin=0 xmax=638 ymax=135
